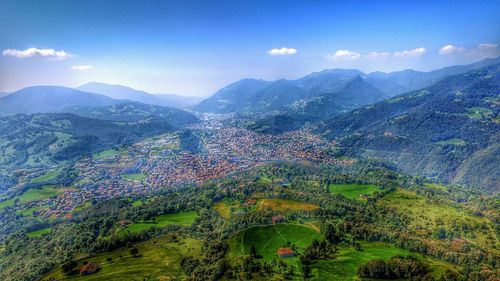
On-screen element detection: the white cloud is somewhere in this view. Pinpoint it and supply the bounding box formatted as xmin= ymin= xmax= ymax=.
xmin=267 ymin=47 xmax=298 ymax=56
xmin=72 ymin=65 xmax=93 ymax=71
xmin=439 ymin=44 xmax=465 ymax=55
xmin=2 ymin=47 xmax=71 ymax=59
xmin=365 ymin=51 xmax=391 ymax=60
xmin=393 ymin=47 xmax=426 ymax=58
xmin=438 ymin=43 xmax=498 ymax=58
xmin=478 ymin=43 xmax=497 ymax=50
xmin=327 ymin=49 xmax=361 ymax=60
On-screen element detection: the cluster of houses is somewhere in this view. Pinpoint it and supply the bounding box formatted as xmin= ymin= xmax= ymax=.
xmin=5 ymin=114 xmax=354 ymax=219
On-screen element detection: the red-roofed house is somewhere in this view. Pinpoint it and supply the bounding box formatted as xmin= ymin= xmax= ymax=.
xmin=277 ymin=247 xmax=294 ymax=258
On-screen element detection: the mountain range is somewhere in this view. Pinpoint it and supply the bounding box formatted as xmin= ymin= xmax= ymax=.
xmin=62 ymin=102 xmax=199 ymax=126
xmin=0 ymin=86 xmax=120 ymax=115
xmin=0 ymin=113 xmax=177 ymax=167
xmin=195 ymin=57 xmax=500 ymax=118
xmin=318 ymin=63 xmax=500 ymax=192
xmin=78 ymin=82 xmax=203 ymax=108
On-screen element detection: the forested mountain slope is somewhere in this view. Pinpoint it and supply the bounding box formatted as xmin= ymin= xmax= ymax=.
xmin=318 ymin=64 xmax=500 ymax=192
xmin=0 ymin=113 xmax=175 ymax=167
xmin=61 ymin=101 xmax=199 ymax=126
xmin=0 ymin=86 xmax=120 ymax=115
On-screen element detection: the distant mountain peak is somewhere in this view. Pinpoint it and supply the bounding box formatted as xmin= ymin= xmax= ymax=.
xmin=77 ymin=82 xmax=200 ymax=108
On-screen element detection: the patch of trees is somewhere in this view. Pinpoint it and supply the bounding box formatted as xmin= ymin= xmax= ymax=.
xmin=358 ymin=256 xmax=431 ymax=280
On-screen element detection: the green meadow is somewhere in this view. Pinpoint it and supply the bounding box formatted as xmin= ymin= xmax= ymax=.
xmin=117 ymin=211 xmax=198 ymax=236
xmin=0 ymin=185 xmax=68 ymax=210
xmin=227 ymin=223 xmax=322 ymax=276
xmin=309 ymin=242 xmax=459 ymax=280
xmin=92 ymin=148 xmax=125 ymax=159
xmin=41 ymin=235 xmax=202 ymax=281
xmin=32 ymin=168 xmax=62 ymax=183
xmin=121 ymin=173 xmax=147 ymax=182
xmin=27 ymin=227 xmax=52 ymax=238
xmin=329 ymin=183 xmax=380 ymax=199
xmin=379 ymin=188 xmax=499 ymax=252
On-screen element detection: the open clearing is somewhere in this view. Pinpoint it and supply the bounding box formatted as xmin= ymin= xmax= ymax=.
xmin=215 ymin=198 xmax=319 ymax=220
xmin=256 ymin=198 xmax=319 ymax=212
xmin=41 ymin=235 xmax=202 ymax=281
xmin=328 ymin=183 xmax=380 ymax=199
xmin=121 ymin=173 xmax=147 ymax=182
xmin=27 ymin=227 xmax=52 ymax=238
xmin=309 ymin=241 xmax=459 ymax=281
xmin=92 ymin=148 xmax=126 ymax=159
xmin=1 ymin=185 xmax=69 ymax=210
xmin=32 ymin=168 xmax=62 ymax=183
xmin=117 ymin=211 xmax=198 ymax=236
xmin=228 ymin=223 xmax=322 ymax=278
xmin=379 ymin=188 xmax=499 ymax=252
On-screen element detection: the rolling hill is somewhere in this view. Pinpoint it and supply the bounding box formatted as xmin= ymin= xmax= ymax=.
xmin=0 ymin=86 xmax=120 ymax=115
xmin=318 ymin=64 xmax=500 ymax=192
xmin=0 ymin=113 xmax=176 ymax=167
xmin=61 ymin=102 xmax=199 ymax=126
xmin=246 ymin=114 xmax=302 ymax=134
xmin=78 ymin=82 xmax=202 ymax=108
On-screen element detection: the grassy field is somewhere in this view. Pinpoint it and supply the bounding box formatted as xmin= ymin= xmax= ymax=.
xmin=72 ymin=201 xmax=93 ymax=213
xmin=329 ymin=183 xmax=380 ymax=199
xmin=466 ymin=107 xmax=494 ymax=119
xmin=16 ymin=204 xmax=49 ymax=217
xmin=27 ymin=227 xmax=52 ymax=238
xmin=214 ymin=198 xmax=319 ymax=220
xmin=214 ymin=201 xmax=239 ymax=219
xmin=18 ymin=185 xmax=61 ymax=201
xmin=32 ymin=168 xmax=62 ymax=183
xmin=130 ymin=198 xmax=153 ymax=207
xmin=0 ymin=185 xmax=69 ymax=210
xmin=435 ymin=138 xmax=466 ymax=146
xmin=228 ymin=223 xmax=322 ymax=277
xmin=41 ymin=235 xmax=202 ymax=281
xmin=117 ymin=211 xmax=198 ymax=235
xmin=256 ymin=198 xmax=319 ymax=212
xmin=309 ymin=242 xmax=460 ymax=281
xmin=379 ymin=188 xmax=499 ymax=252
xmin=92 ymin=148 xmax=125 ymax=159
xmin=423 ymin=183 xmax=449 ymax=192
xmin=122 ymin=173 xmax=147 ymax=182
xmin=0 ymin=197 xmax=16 ymax=210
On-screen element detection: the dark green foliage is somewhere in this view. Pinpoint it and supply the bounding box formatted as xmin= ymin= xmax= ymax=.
xmin=130 ymin=247 xmax=139 ymax=257
xmin=358 ymin=256 xmax=430 ymax=279
xmin=180 ymin=129 xmax=202 ymax=153
xmin=246 ymin=114 xmax=301 ymax=134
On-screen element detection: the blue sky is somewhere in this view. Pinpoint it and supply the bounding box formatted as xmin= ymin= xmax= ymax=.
xmin=0 ymin=0 xmax=499 ymax=96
